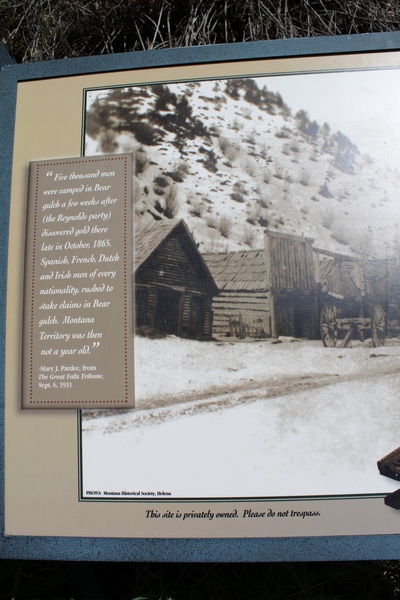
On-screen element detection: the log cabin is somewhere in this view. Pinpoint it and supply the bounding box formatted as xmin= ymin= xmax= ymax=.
xmin=134 ymin=218 xmax=217 ymax=339
xmin=203 ymin=230 xmax=319 ymax=339
xmin=202 ymin=249 xmax=270 ymax=339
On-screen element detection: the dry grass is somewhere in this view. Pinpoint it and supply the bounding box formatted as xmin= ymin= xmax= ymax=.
xmin=2 ymin=0 xmax=400 ymax=62
xmin=1 ymin=559 xmax=400 ymax=599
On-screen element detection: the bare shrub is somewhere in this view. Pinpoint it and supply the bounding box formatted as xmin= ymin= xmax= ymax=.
xmin=231 ymin=192 xmax=245 ymax=203
xmin=321 ymin=209 xmax=335 ymax=229
xmin=169 ymin=161 xmax=190 ymax=182
xmin=233 ymin=181 xmax=247 ymax=194
xmin=186 ymin=191 xmax=195 ymax=205
xmin=219 ymin=136 xmax=240 ymax=162
xmin=199 ymin=147 xmax=218 ymax=173
xmin=177 ymin=161 xmax=190 ymax=175
xmin=154 ymin=199 xmax=164 ymax=214
xmin=209 ymin=124 xmax=220 ymax=137
xmin=206 ymin=214 xmax=217 ymax=229
xmin=259 ymin=145 xmax=270 ymax=160
xmin=258 ymin=212 xmax=269 ymax=227
xmin=232 ymin=118 xmax=243 ymax=131
xmin=319 ymin=183 xmax=334 ymax=198
xmin=275 ymin=127 xmax=291 ymax=139
xmin=285 ymin=173 xmax=293 ymax=184
xmin=299 ymin=170 xmax=310 ymax=186
xmin=244 ymin=158 xmax=256 ymax=177
xmin=217 ymin=215 xmax=233 ymax=238
xmin=241 ymin=107 xmax=252 ymax=120
xmin=134 ymin=146 xmax=149 ymax=175
xmin=245 ymin=131 xmax=256 ymax=144
xmin=134 ymin=205 xmax=145 ymax=216
xmin=256 ymin=197 xmax=268 ymax=209
xmin=205 ymin=229 xmax=228 ymax=254
xmin=326 ymin=168 xmax=336 ymax=181
xmin=154 ymin=175 xmax=169 ymax=188
xmin=247 ymin=202 xmax=261 ymax=224
xmin=231 ymin=180 xmax=247 ymax=203
xmin=274 ymin=165 xmax=284 ymax=180
xmin=243 ymin=225 xmax=255 ymax=247
xmin=170 ymin=170 xmax=185 ymax=183
xmin=153 ymin=184 xmax=165 ymax=196
xmin=189 ymin=199 xmax=203 ymax=218
xmin=164 ymin=185 xmax=179 ymax=219
xmin=98 ymin=130 xmax=117 ymax=153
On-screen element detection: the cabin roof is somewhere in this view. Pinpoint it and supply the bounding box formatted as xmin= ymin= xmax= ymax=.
xmin=134 ymin=216 xmax=218 ymax=294
xmin=134 ymin=217 xmax=183 ymax=270
xmin=202 ymin=250 xmax=267 ymax=291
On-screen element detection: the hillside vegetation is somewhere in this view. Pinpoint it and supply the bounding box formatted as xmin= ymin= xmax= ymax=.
xmin=86 ymin=77 xmax=399 ymax=258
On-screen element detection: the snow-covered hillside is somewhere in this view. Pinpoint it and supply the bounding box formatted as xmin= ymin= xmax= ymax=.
xmin=85 ymin=77 xmax=400 ymax=259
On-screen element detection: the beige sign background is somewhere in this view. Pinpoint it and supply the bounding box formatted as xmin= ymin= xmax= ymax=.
xmin=5 ymin=51 xmax=400 ymax=537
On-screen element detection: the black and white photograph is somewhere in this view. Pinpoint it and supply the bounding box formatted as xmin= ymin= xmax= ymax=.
xmin=81 ymin=68 xmax=400 ymax=500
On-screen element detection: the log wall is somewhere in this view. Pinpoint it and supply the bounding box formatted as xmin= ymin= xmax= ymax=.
xmin=265 ymin=231 xmax=315 ymax=291
xmin=211 ymin=290 xmax=270 ymax=338
xmin=136 ymin=235 xmax=208 ymax=294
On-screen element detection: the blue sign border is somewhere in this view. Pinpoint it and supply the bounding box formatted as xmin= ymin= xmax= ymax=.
xmin=2 ymin=31 xmax=400 ymax=561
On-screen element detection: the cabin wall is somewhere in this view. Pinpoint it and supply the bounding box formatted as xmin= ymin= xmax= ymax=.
xmin=136 ymin=235 xmax=209 ymax=294
xmin=135 ymin=284 xmax=213 ymax=339
xmin=211 ymin=290 xmax=270 ymax=338
xmin=264 ymin=231 xmax=318 ymax=339
xmin=265 ymin=232 xmax=315 ymax=291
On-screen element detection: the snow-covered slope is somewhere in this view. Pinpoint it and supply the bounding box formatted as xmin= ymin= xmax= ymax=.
xmin=85 ymin=78 xmax=400 ymax=258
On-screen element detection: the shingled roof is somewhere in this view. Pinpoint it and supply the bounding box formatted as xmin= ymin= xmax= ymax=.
xmin=134 ymin=217 xmax=182 ymax=270
xmin=134 ymin=217 xmax=218 ymax=294
xmin=202 ymin=250 xmax=267 ymax=291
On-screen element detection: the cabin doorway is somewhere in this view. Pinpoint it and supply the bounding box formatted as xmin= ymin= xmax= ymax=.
xmin=155 ymin=288 xmax=182 ymax=335
xmin=188 ymin=295 xmax=207 ymax=338
xmin=274 ymin=292 xmax=316 ymax=339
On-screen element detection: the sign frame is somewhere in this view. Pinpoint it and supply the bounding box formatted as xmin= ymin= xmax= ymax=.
xmin=2 ymin=32 xmax=400 ymax=561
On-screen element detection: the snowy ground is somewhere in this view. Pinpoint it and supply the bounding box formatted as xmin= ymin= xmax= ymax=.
xmin=82 ymin=335 xmax=400 ymax=499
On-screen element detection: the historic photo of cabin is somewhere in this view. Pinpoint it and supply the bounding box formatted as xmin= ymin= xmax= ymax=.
xmin=81 ymin=68 xmax=400 ymax=501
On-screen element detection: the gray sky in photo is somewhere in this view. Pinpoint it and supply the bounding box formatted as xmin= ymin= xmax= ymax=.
xmin=264 ymin=67 xmax=400 ymax=170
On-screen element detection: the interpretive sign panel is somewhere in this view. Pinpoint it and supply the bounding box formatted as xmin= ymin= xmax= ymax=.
xmin=3 ymin=32 xmax=400 ymax=561
xmin=22 ymin=155 xmax=134 ymax=409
